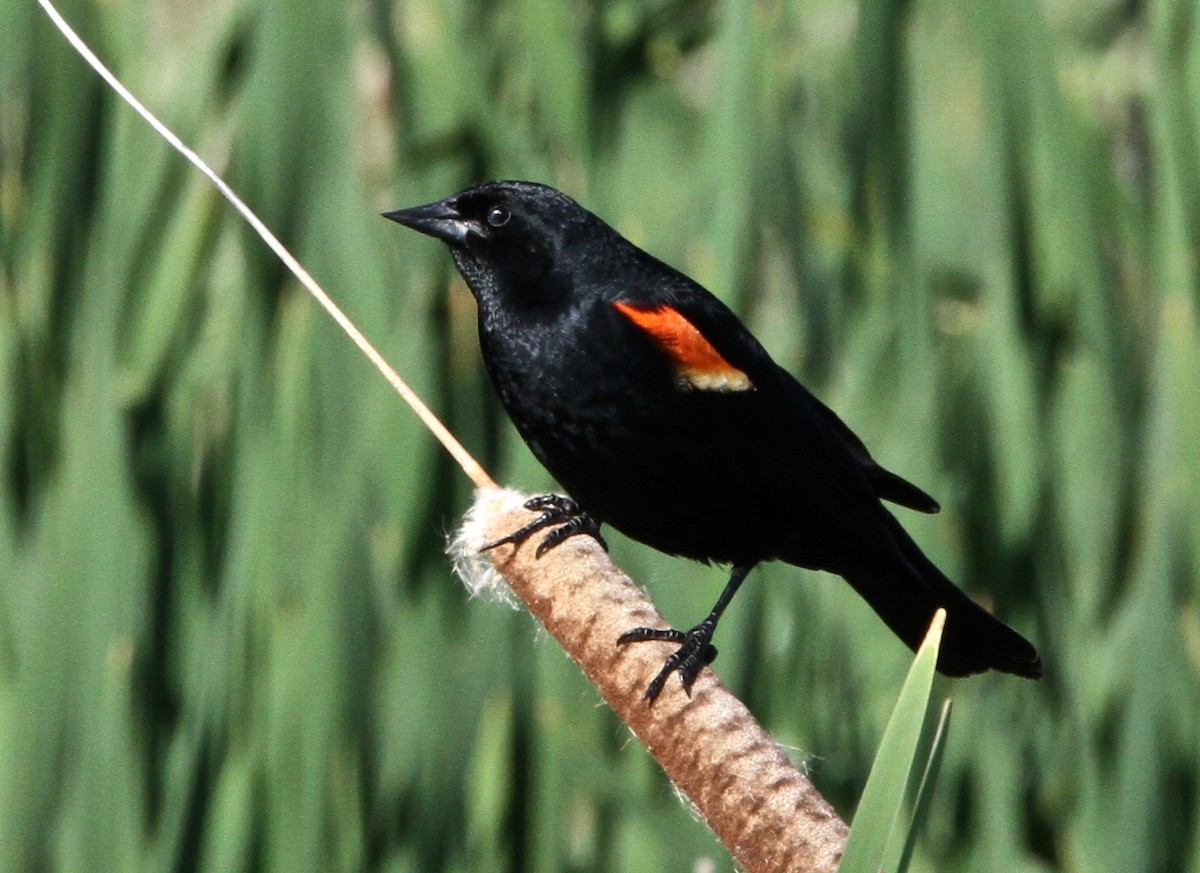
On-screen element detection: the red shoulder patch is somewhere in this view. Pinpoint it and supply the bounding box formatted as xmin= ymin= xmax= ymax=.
xmin=613 ymin=301 xmax=753 ymax=392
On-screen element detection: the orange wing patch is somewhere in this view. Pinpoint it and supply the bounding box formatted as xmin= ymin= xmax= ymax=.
xmin=613 ymin=301 xmax=754 ymax=392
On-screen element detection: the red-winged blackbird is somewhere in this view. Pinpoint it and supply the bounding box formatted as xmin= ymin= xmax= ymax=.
xmin=385 ymin=181 xmax=1042 ymax=700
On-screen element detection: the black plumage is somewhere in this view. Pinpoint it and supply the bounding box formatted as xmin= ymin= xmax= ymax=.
xmin=386 ymin=181 xmax=1041 ymax=700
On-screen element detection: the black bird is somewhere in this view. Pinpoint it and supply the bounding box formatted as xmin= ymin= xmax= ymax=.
xmin=385 ymin=181 xmax=1041 ymax=700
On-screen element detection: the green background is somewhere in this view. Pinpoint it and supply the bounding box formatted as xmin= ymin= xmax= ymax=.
xmin=3 ymin=0 xmax=1199 ymax=870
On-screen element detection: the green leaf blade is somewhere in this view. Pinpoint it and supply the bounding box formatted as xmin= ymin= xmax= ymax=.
xmin=840 ymin=609 xmax=947 ymax=873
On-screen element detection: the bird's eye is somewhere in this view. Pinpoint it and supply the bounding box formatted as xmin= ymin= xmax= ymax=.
xmin=486 ymin=204 xmax=511 ymax=228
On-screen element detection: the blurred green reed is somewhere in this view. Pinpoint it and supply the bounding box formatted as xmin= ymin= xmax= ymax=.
xmin=1 ymin=0 xmax=1198 ymax=870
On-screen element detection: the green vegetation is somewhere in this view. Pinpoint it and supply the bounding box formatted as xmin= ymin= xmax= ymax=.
xmin=843 ymin=613 xmax=948 ymax=873
xmin=3 ymin=0 xmax=1198 ymax=870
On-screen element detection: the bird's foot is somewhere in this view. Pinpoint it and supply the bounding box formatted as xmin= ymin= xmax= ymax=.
xmin=481 ymin=494 xmax=607 ymax=558
xmin=617 ymin=621 xmax=719 ymax=702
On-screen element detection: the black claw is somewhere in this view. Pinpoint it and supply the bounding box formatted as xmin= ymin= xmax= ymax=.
xmin=534 ymin=512 xmax=607 ymax=557
xmin=523 ymin=494 xmax=572 ymax=512
xmin=617 ymin=622 xmax=719 ymax=702
xmin=616 ymin=627 xmax=686 ymax=646
xmin=616 ymin=566 xmax=751 ymax=703
xmin=481 ymin=493 xmax=606 ymax=555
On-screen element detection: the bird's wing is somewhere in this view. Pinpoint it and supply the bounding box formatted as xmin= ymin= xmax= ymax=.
xmin=612 ymin=289 xmax=940 ymax=514
xmin=611 ymin=300 xmax=755 ymax=393
xmin=801 ymin=388 xmax=941 ymax=514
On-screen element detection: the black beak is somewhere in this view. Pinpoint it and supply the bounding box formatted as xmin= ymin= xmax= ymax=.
xmin=383 ymin=197 xmax=474 ymax=246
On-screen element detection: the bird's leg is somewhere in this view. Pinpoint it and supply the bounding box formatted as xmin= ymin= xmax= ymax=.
xmin=481 ymin=493 xmax=607 ymax=557
xmin=617 ymin=564 xmax=754 ymax=702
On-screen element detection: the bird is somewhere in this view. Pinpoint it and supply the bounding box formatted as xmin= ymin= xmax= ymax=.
xmin=384 ymin=180 xmax=1042 ymax=701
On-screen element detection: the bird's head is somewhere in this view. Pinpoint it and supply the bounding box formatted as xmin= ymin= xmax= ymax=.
xmin=385 ymin=181 xmax=605 ymax=308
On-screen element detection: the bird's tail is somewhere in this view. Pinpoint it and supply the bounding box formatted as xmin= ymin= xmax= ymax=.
xmin=840 ymin=514 xmax=1042 ymax=679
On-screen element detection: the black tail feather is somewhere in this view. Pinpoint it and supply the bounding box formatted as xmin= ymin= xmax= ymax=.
xmin=841 ymin=514 xmax=1042 ymax=679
